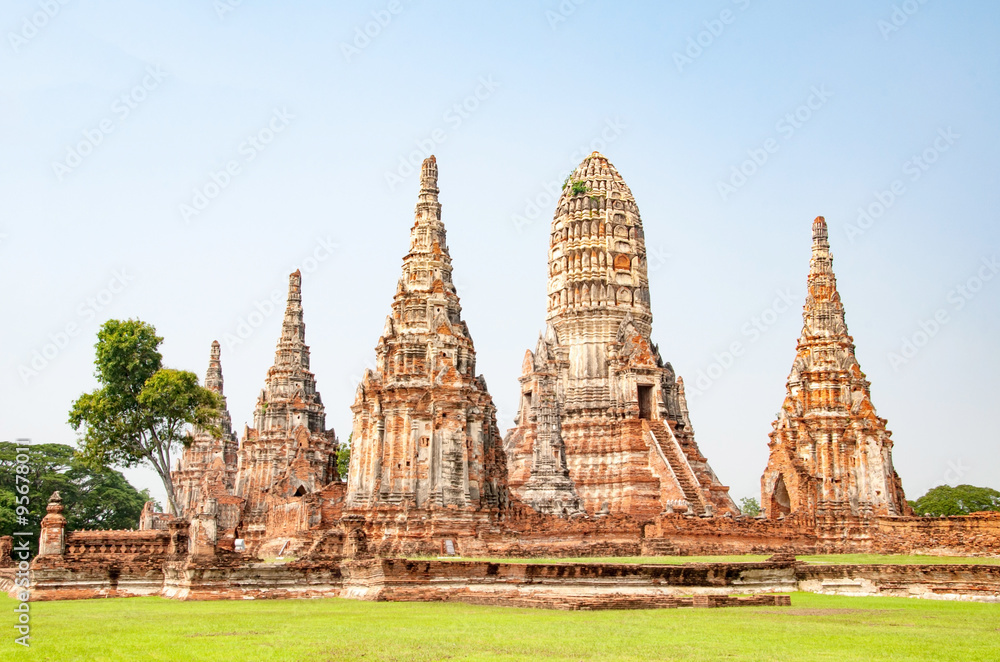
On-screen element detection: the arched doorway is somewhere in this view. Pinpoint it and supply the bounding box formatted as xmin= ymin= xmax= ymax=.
xmin=771 ymin=475 xmax=791 ymax=517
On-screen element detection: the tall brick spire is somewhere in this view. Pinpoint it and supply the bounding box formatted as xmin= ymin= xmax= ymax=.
xmin=397 ymin=155 xmax=457 ymax=302
xmin=803 ymin=216 xmax=848 ymax=339
xmin=171 ymin=340 xmax=238 ymax=519
xmin=346 ymin=156 xmax=508 ymax=512
xmin=546 ymin=151 xmax=652 ymax=339
xmin=761 ymin=216 xmax=909 ymax=520
xmin=270 ymin=270 xmax=310 ymax=376
xmin=235 ymin=271 xmax=338 ymax=544
xmin=505 ymin=152 xmax=736 ymax=518
xmin=251 ymin=270 xmax=327 ymax=434
xmin=205 ymin=340 xmax=233 ymax=440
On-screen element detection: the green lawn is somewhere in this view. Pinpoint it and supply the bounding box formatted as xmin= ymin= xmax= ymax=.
xmin=411 ymin=554 xmax=1000 ymax=565
xmin=2 ymin=592 xmax=998 ymax=661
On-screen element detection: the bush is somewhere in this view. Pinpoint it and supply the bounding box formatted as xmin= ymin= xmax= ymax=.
xmin=908 ymin=484 xmax=1000 ymax=516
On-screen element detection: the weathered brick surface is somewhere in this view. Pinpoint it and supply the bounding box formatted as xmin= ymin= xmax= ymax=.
xmin=171 ymin=341 xmax=239 ymax=522
xmin=869 ymin=513 xmax=1000 ymax=555
xmin=641 ymin=513 xmax=820 ymax=556
xmin=504 ymin=152 xmax=736 ymax=518
xmin=234 ymin=271 xmax=339 ymax=550
xmin=345 ymin=157 xmax=508 ymax=516
xmin=161 ymin=558 xmax=343 ymax=601
xmin=796 ymin=563 xmax=1000 ymax=601
xmin=341 ymin=558 xmax=797 ymax=609
xmin=761 ymin=217 xmax=909 ymax=522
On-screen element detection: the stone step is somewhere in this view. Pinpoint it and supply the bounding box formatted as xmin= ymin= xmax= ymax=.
xmin=646 ymin=420 xmax=705 ymax=514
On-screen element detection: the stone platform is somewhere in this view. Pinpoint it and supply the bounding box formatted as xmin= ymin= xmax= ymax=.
xmin=16 ymin=556 xmax=1000 ymax=607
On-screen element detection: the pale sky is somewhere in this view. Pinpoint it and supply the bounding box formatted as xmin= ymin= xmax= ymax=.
xmin=1 ymin=1 xmax=997 ymax=507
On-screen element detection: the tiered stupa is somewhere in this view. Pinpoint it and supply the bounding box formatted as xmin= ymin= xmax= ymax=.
xmin=504 ymin=152 xmax=737 ymax=517
xmin=172 ymin=341 xmax=239 ymax=519
xmin=761 ymin=216 xmax=909 ymax=519
xmin=234 ymin=271 xmax=339 ymax=541
xmin=345 ymin=156 xmax=508 ymax=513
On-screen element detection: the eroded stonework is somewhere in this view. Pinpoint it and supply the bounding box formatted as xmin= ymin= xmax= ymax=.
xmin=172 ymin=341 xmax=239 ymax=521
xmin=761 ymin=216 xmax=910 ymax=520
xmin=346 ymin=156 xmax=508 ymax=513
xmin=504 ymin=152 xmax=737 ymax=518
xmin=234 ymin=271 xmax=339 ymax=544
xmin=35 ymin=158 xmax=1000 ymax=610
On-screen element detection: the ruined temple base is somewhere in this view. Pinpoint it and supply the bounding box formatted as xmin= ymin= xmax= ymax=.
xmin=19 ymin=510 xmax=1000 ymax=607
xmin=17 ymin=557 xmax=1000 ymax=607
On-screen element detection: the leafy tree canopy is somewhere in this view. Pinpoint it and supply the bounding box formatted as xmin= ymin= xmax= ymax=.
xmin=68 ymin=319 xmax=221 ymax=514
xmin=0 ymin=442 xmax=151 ymax=556
xmin=908 ymin=484 xmax=1000 ymax=516
xmin=337 ymin=434 xmax=351 ymax=481
xmin=739 ymin=497 xmax=760 ymax=517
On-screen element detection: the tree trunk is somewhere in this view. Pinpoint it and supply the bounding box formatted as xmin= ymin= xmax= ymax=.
xmin=162 ymin=474 xmax=180 ymax=517
xmin=147 ymin=430 xmax=180 ymax=516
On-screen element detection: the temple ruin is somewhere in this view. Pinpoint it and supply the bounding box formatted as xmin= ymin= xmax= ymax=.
xmin=15 ymin=156 xmax=998 ymax=608
xmin=504 ymin=152 xmax=737 ymax=518
xmin=171 ymin=341 xmax=239 ymax=521
xmin=761 ymin=216 xmax=910 ymax=520
xmin=234 ymin=270 xmax=339 ymax=547
xmin=345 ymin=156 xmax=508 ymax=516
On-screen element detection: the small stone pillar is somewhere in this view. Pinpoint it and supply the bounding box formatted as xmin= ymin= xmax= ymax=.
xmin=188 ymin=499 xmax=218 ymax=558
xmin=139 ymin=501 xmax=158 ymax=530
xmin=39 ymin=492 xmax=67 ymax=556
xmin=167 ymin=520 xmax=190 ymax=559
xmin=345 ymin=526 xmax=370 ymax=559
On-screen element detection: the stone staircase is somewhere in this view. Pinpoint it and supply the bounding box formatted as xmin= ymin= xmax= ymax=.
xmin=645 ymin=419 xmax=707 ymax=515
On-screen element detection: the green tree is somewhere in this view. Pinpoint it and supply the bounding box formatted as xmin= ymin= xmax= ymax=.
xmin=739 ymin=497 xmax=760 ymax=517
xmin=68 ymin=319 xmax=221 ymax=515
xmin=337 ymin=434 xmax=351 ymax=482
xmin=0 ymin=442 xmax=150 ymax=556
xmin=908 ymin=484 xmax=1000 ymax=516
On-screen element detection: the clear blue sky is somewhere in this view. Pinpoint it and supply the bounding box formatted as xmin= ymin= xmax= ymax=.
xmin=2 ymin=1 xmax=997 ymax=506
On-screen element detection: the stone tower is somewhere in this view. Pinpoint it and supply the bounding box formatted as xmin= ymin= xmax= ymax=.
xmin=505 ymin=152 xmax=736 ymax=517
xmin=235 ymin=271 xmax=338 ymax=539
xmin=345 ymin=156 xmax=508 ymax=512
xmin=172 ymin=340 xmax=239 ymax=519
xmin=761 ymin=216 xmax=909 ymax=520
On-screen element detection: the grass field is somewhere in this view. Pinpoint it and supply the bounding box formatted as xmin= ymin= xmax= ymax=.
xmin=410 ymin=553 xmax=1000 ymax=565
xmin=3 ymin=592 xmax=998 ymax=661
